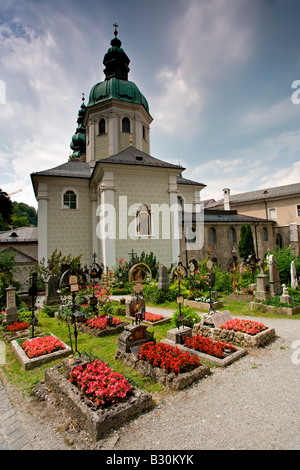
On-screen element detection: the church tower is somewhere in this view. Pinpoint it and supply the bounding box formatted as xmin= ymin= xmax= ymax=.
xmin=84 ymin=25 xmax=153 ymax=165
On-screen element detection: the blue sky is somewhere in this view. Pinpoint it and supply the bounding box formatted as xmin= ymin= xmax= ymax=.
xmin=1 ymin=0 xmax=300 ymax=208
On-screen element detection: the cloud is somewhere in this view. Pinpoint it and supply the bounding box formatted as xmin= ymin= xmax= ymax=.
xmin=151 ymin=0 xmax=254 ymax=138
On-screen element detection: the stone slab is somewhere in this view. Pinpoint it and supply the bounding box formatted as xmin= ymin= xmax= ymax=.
xmin=167 ymin=326 xmax=193 ymax=344
xmin=11 ymin=334 xmax=72 ymax=370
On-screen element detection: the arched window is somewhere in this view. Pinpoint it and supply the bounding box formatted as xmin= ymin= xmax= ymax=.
xmin=262 ymin=227 xmax=268 ymax=242
xmin=99 ymin=118 xmax=106 ymax=135
xmin=142 ymin=125 xmax=146 ymax=140
xmin=209 ymin=227 xmax=217 ymax=245
xmin=63 ymin=190 xmax=77 ymax=209
xmin=229 ymin=227 xmax=237 ymax=243
xmin=276 ymin=233 xmax=283 ymax=248
xmin=136 ymin=205 xmax=151 ymax=236
xmin=122 ymin=117 xmax=130 ymax=133
xmin=186 ymin=225 xmax=196 ymax=244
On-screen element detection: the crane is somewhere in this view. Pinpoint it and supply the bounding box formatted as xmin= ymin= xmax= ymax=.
xmin=8 ymin=189 xmax=22 ymax=196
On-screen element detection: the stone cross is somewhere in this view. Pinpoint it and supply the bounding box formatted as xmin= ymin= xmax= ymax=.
xmin=269 ymin=254 xmax=281 ymax=298
xmin=291 ymin=261 xmax=298 ymax=289
xmin=4 ymin=286 xmax=18 ymax=325
xmin=158 ymin=265 xmax=169 ymax=290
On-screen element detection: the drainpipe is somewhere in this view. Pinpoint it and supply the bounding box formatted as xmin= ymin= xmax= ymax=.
xmin=254 ymin=223 xmax=259 ymax=259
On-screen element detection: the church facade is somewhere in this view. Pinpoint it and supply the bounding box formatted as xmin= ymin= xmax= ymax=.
xmin=31 ymin=27 xmax=277 ymax=272
xmin=31 ymin=27 xmax=205 ymax=270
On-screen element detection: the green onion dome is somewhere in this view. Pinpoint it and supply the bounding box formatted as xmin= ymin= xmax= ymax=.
xmin=87 ymin=25 xmax=149 ymax=114
xmin=70 ymin=96 xmax=87 ymax=159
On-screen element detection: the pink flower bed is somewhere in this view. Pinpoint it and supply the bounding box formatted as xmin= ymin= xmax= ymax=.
xmin=144 ymin=312 xmax=164 ymax=322
xmin=85 ymin=316 xmax=122 ymax=330
xmin=69 ymin=359 xmax=131 ymax=408
xmin=219 ymin=318 xmax=267 ymax=336
xmin=22 ymin=335 xmax=66 ymax=359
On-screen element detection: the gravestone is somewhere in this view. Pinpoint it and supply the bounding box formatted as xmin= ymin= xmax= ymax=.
xmin=45 ymin=275 xmax=60 ymax=305
xmin=280 ymin=284 xmax=292 ymax=305
xmin=157 ymin=265 xmax=169 ymax=290
xmin=4 ymin=286 xmax=18 ymax=325
xmin=167 ymin=326 xmax=192 ymax=345
xmin=291 ymin=261 xmax=298 ymax=289
xmin=116 ymin=323 xmax=151 ymax=354
xmin=269 ymin=254 xmax=281 ymax=298
xmin=255 ymin=260 xmax=269 ymax=301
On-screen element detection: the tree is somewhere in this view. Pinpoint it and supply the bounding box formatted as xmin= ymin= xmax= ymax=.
xmin=238 ymin=224 xmax=255 ymax=261
xmin=12 ymin=202 xmax=37 ymax=228
xmin=37 ymin=249 xmax=82 ymax=283
xmin=0 ymin=189 xmax=12 ymax=229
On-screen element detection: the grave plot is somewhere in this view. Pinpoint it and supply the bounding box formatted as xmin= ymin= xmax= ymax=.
xmin=44 ymin=356 xmax=153 ymax=441
xmin=193 ymin=313 xmax=276 ymax=348
xmin=78 ymin=315 xmax=128 ymax=337
xmin=162 ymin=333 xmax=247 ymax=368
xmin=115 ymin=323 xmax=210 ymax=390
xmin=11 ymin=333 xmax=72 ymax=370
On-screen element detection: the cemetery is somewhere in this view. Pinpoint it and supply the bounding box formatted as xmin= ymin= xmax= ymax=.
xmin=0 ymin=247 xmax=299 ymax=442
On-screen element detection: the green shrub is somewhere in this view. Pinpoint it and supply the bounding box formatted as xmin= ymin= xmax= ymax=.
xmin=171 ymin=306 xmax=200 ymax=328
xmin=143 ymin=283 xmax=177 ymax=304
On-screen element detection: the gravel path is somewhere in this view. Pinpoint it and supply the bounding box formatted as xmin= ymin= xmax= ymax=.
xmin=1 ymin=312 xmax=299 ymax=451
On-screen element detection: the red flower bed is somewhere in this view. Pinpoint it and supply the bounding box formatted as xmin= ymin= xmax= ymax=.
xmin=6 ymin=322 xmax=30 ymax=332
xmin=69 ymin=359 xmax=131 ymax=408
xmin=185 ymin=334 xmax=237 ymax=359
xmin=144 ymin=312 xmax=164 ymax=322
xmin=85 ymin=315 xmax=122 ymax=330
xmin=138 ymin=342 xmax=201 ymax=375
xmin=219 ymin=318 xmax=267 ymax=336
xmin=22 ymin=335 xmax=66 ymax=359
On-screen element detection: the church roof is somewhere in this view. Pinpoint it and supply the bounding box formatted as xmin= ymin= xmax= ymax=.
xmin=94 ymin=146 xmax=184 ymax=170
xmin=31 ymin=161 xmax=92 ymax=179
xmin=176 ymin=174 xmax=206 ymax=187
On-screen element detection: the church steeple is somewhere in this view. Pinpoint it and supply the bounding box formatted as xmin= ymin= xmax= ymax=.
xmin=70 ymin=94 xmax=87 ymax=161
xmin=103 ymin=23 xmax=130 ymax=81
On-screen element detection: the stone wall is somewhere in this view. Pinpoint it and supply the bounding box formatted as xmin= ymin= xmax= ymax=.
xmin=192 ymin=323 xmax=276 ymax=348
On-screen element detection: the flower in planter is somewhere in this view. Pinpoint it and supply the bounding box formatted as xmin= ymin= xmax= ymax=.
xmin=6 ymin=322 xmax=30 ymax=332
xmin=219 ymin=318 xmax=267 ymax=336
xmin=69 ymin=359 xmax=131 ymax=407
xmin=138 ymin=342 xmax=201 ymax=375
xmin=22 ymin=335 xmax=66 ymax=359
xmin=185 ymin=335 xmax=237 ymax=358
xmin=144 ymin=312 xmax=164 ymax=322
xmin=85 ymin=315 xmax=121 ymax=330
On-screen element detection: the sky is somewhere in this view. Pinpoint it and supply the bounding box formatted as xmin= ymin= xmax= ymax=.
xmin=1 ymin=0 xmax=300 ymax=209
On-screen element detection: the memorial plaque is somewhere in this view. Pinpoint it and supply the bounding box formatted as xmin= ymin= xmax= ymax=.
xmin=211 ymin=310 xmax=232 ymax=328
xmin=6 ymin=289 xmax=16 ymax=308
xmin=133 ymin=328 xmax=146 ymax=340
xmin=70 ymin=283 xmax=79 ymax=292
xmin=69 ymin=275 xmax=78 ymax=285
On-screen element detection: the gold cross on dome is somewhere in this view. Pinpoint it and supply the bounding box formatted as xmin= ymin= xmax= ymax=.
xmin=113 ymin=23 xmax=118 ymax=36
